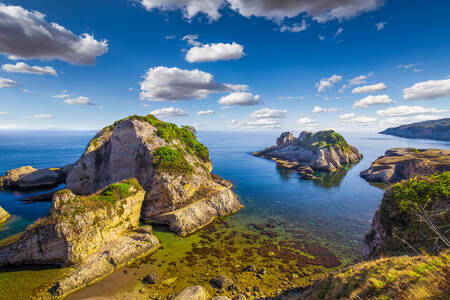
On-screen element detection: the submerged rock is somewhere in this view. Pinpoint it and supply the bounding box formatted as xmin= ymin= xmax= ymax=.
xmin=65 ymin=115 xmax=242 ymax=236
xmin=360 ymin=148 xmax=450 ymax=184
xmin=0 ymin=205 xmax=9 ymax=224
xmin=0 ymin=165 xmax=71 ymax=190
xmin=169 ymin=285 xmax=208 ymax=300
xmin=254 ymin=130 xmax=362 ymax=172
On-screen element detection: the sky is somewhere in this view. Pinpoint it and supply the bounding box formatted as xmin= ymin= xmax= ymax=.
xmin=0 ymin=0 xmax=449 ymax=132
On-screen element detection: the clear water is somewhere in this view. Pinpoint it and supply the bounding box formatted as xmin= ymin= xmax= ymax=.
xmin=0 ymin=130 xmax=449 ymax=297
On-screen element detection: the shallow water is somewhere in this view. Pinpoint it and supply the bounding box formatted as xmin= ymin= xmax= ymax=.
xmin=0 ymin=130 xmax=449 ymax=298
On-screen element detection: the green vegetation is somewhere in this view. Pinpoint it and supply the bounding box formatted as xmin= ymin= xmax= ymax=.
xmin=152 ymin=147 xmax=193 ymax=176
xmin=299 ymin=130 xmax=349 ymax=151
xmin=381 ymin=117 xmax=450 ymax=141
xmin=300 ymin=251 xmax=450 ymax=300
xmin=98 ymin=114 xmax=209 ymax=162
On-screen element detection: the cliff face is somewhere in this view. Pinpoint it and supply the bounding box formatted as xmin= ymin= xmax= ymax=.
xmin=380 ymin=118 xmax=450 ymax=141
xmin=254 ymin=130 xmax=362 ymax=172
xmin=360 ymin=148 xmax=450 ymax=184
xmin=65 ymin=115 xmax=242 ymax=235
xmin=363 ymin=172 xmax=449 ymax=259
xmin=0 ymin=206 xmax=9 ymax=224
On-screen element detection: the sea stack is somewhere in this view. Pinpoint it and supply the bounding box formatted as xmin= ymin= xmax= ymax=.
xmin=253 ymin=130 xmax=362 ymax=173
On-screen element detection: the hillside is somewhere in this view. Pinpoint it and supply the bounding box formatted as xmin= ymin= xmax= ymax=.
xmin=380 ymin=118 xmax=450 ymax=141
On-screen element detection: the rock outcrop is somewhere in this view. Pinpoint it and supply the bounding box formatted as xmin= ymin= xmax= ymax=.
xmin=380 ymin=117 xmax=450 ymax=141
xmin=363 ymin=172 xmax=449 ymax=259
xmin=254 ymin=130 xmax=362 ymax=172
xmin=0 ymin=205 xmax=9 ymax=224
xmin=64 ymin=115 xmax=242 ymax=236
xmin=360 ymin=148 xmax=450 ymax=184
xmin=0 ymin=165 xmax=71 ymax=190
xmin=0 ymin=179 xmax=160 ymax=296
xmin=169 ymin=285 xmax=208 ymax=300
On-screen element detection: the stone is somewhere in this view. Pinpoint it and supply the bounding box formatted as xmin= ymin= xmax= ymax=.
xmin=169 ymin=285 xmax=208 ymax=300
xmin=0 ymin=205 xmax=10 ymax=224
xmin=254 ymin=130 xmax=362 ymax=172
xmin=212 ymin=297 xmax=231 ymax=300
xmin=243 ymin=265 xmax=255 ymax=272
xmin=0 ymin=165 xmax=69 ymax=190
xmin=297 ymin=166 xmax=314 ymax=174
xmin=299 ymin=173 xmax=317 ymax=180
xmin=232 ymin=295 xmax=246 ymax=300
xmin=143 ymin=272 xmax=160 ymax=284
xmin=360 ymin=148 xmax=450 ymax=184
xmin=210 ymin=275 xmax=234 ymax=289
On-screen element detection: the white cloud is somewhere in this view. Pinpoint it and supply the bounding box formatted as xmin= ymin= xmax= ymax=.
xmin=315 ymin=74 xmax=342 ymax=92
xmin=226 ymin=118 xmax=280 ymax=129
xmin=186 ymin=42 xmax=245 ymax=63
xmin=22 ymin=114 xmax=54 ymax=119
xmin=397 ymin=63 xmax=421 ymax=69
xmin=197 ymin=110 xmax=215 ymax=115
xmin=0 ymin=4 xmax=108 ymax=65
xmin=219 ymin=92 xmax=261 ymax=106
xmin=348 ymin=72 xmax=373 ymax=86
xmin=278 ymin=96 xmax=304 ymax=100
xmin=403 ymin=78 xmax=450 ymax=100
xmin=312 ymin=106 xmax=342 ymax=113
xmin=151 ymin=107 xmax=187 ymax=118
xmin=381 ymin=117 xmax=409 ymax=127
xmin=353 ymin=94 xmax=394 ymax=108
xmin=352 ymin=83 xmax=387 ymax=94
xmin=52 ymin=93 xmax=69 ymax=99
xmin=140 ymin=0 xmax=382 ymax=23
xmin=165 ymin=35 xmax=176 ymax=40
xmin=0 ymin=77 xmax=18 ymax=88
xmin=334 ymin=27 xmax=344 ymax=38
xmin=64 ymin=96 xmax=95 ymax=106
xmin=2 ymin=62 xmax=57 ymax=76
xmin=249 ymin=108 xmax=287 ymax=119
xmin=0 ymin=111 xmax=7 ymax=115
xmin=279 ymin=20 xmax=308 ymax=32
xmin=181 ymin=34 xmax=201 ymax=46
xmin=224 ymin=83 xmax=249 ymax=91
xmin=139 ymin=66 xmax=231 ymax=101
xmin=339 ymin=113 xmax=377 ymax=123
xmin=376 ymin=105 xmax=447 ymax=117
xmin=376 ymin=22 xmax=387 ymax=30
xmin=298 ymin=117 xmax=319 ymax=128
xmin=318 ymin=35 xmax=325 ymax=41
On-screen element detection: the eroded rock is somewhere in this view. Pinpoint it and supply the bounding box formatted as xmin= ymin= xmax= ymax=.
xmin=0 ymin=165 xmax=70 ymax=190
xmin=169 ymin=285 xmax=208 ymax=300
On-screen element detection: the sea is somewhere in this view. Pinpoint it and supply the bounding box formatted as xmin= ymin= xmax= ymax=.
xmin=0 ymin=130 xmax=448 ymax=298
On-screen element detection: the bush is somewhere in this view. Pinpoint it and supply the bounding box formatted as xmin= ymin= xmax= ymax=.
xmin=152 ymin=147 xmax=193 ymax=176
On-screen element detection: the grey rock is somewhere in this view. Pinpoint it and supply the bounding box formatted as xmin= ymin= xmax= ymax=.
xmin=232 ymin=295 xmax=246 ymax=300
xmin=211 ymin=275 xmax=234 ymax=289
xmin=143 ymin=272 xmax=160 ymax=284
xmin=276 ymin=132 xmax=295 ymax=146
xmin=169 ymin=285 xmax=208 ymax=300
xmin=0 ymin=165 xmax=68 ymax=190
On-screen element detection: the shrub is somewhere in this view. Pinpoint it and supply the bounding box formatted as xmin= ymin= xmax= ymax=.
xmin=152 ymin=147 xmax=193 ymax=176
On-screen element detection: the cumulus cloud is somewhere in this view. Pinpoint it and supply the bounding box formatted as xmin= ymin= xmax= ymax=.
xmin=402 ymin=78 xmax=450 ymax=100
xmin=352 ymin=83 xmax=387 ymax=94
xmin=0 ymin=111 xmax=8 ymax=115
xmin=315 ymin=74 xmax=342 ymax=92
xmin=0 ymin=77 xmax=18 ymax=88
xmin=312 ymin=106 xmax=343 ymax=113
xmin=376 ymin=105 xmax=448 ymax=117
xmin=64 ymin=96 xmax=95 ymax=106
xmin=348 ymin=72 xmax=373 ymax=86
xmin=339 ymin=113 xmax=377 ymax=123
xmin=226 ymin=118 xmax=280 ymax=129
xmin=376 ymin=22 xmax=387 ymax=30
xmin=2 ymin=62 xmax=57 ymax=76
xmin=0 ymin=4 xmax=108 ymax=65
xmin=151 ymin=107 xmax=187 ymax=118
xmin=219 ymin=92 xmax=261 ymax=106
xmin=22 ymin=114 xmax=54 ymax=119
xmin=52 ymin=93 xmax=69 ymax=99
xmin=186 ymin=42 xmax=245 ymax=63
xmin=197 ymin=109 xmax=215 ymax=115
xmin=140 ymin=66 xmax=231 ymax=101
xmin=297 ymin=117 xmax=319 ymax=130
xmin=249 ymin=108 xmax=287 ymax=119
xmin=279 ymin=20 xmax=307 ymax=32
xmin=353 ymin=94 xmax=394 ymax=108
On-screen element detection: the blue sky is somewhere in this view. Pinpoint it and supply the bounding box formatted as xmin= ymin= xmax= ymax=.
xmin=0 ymin=0 xmax=449 ymax=132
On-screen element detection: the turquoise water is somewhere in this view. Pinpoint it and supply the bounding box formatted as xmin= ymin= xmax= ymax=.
xmin=1 ymin=130 xmax=449 ymax=248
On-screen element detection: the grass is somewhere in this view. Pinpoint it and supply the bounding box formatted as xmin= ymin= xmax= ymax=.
xmin=300 ymin=251 xmax=450 ymax=300
xmin=152 ymin=147 xmax=193 ymax=176
xmin=299 ymin=130 xmax=350 ymax=151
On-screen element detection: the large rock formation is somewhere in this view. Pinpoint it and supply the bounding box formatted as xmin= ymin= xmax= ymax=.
xmin=0 ymin=179 xmax=160 ymax=296
xmin=0 ymin=165 xmax=71 ymax=190
xmin=360 ymin=148 xmax=450 ymax=184
xmin=0 ymin=205 xmax=9 ymax=224
xmin=380 ymin=117 xmax=450 ymax=141
xmin=253 ymin=130 xmax=362 ymax=172
xmin=64 ymin=115 xmax=242 ymax=236
xmin=363 ymin=172 xmax=449 ymax=259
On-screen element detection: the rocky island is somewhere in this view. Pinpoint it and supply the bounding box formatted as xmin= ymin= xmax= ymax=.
xmin=0 ymin=114 xmax=242 ymax=296
xmin=360 ymin=148 xmax=450 ymax=184
xmin=380 ymin=118 xmax=450 ymax=141
xmin=253 ymin=130 xmax=362 ymax=178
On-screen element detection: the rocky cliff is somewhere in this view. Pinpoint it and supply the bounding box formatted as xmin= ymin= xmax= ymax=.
xmin=360 ymin=148 xmax=450 ymax=184
xmin=380 ymin=118 xmax=450 ymax=141
xmin=363 ymin=172 xmax=449 ymax=259
xmin=0 ymin=206 xmax=9 ymax=224
xmin=0 ymin=179 xmax=160 ymax=296
xmin=64 ymin=115 xmax=242 ymax=236
xmin=254 ymin=130 xmax=362 ymax=172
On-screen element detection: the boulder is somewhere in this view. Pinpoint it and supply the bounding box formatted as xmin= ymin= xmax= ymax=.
xmin=360 ymin=148 xmax=450 ymax=184
xmin=212 ymin=297 xmax=231 ymax=300
xmin=143 ymin=272 xmax=160 ymax=284
xmin=210 ymin=275 xmax=234 ymax=289
xmin=254 ymin=130 xmax=362 ymax=172
xmin=0 ymin=205 xmax=9 ymax=224
xmin=169 ymin=285 xmax=208 ymax=300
